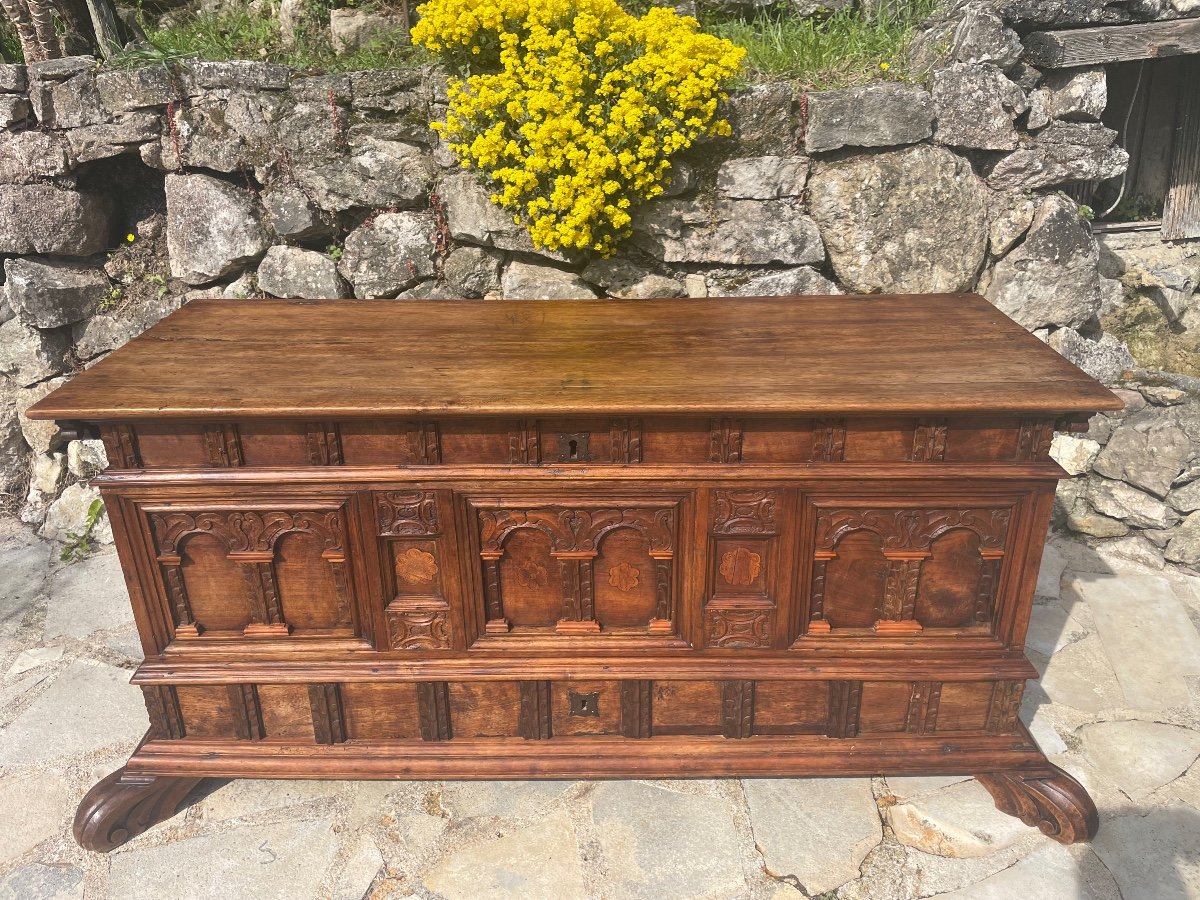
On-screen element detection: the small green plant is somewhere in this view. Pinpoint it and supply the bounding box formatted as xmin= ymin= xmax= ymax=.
xmin=60 ymin=499 xmax=105 ymax=563
xmin=326 ymin=243 xmax=344 ymax=261
xmin=145 ymin=272 xmax=169 ymax=298
xmin=1078 ymin=204 xmax=1095 ymax=221
xmin=100 ymin=285 xmax=123 ymax=311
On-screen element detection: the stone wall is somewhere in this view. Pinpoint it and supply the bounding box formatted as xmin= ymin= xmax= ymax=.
xmin=0 ymin=4 xmax=1197 ymax=569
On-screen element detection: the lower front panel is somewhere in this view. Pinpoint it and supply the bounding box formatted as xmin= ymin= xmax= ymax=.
xmin=143 ymin=676 xmax=1026 ymax=748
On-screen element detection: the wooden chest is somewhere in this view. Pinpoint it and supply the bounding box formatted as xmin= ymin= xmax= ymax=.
xmin=27 ymin=295 xmax=1121 ymax=850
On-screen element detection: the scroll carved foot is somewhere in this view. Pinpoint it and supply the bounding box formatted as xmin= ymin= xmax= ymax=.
xmin=977 ymin=764 xmax=1099 ymax=845
xmin=74 ymin=767 xmax=204 ymax=852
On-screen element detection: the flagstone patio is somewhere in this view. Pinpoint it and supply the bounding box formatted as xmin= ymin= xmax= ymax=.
xmin=1 ymin=517 xmax=1198 ymax=900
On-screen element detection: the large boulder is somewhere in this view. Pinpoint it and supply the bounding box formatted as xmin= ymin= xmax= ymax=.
xmin=339 ymin=212 xmax=436 ymax=298
xmin=988 ymin=122 xmax=1128 ymax=191
xmin=1027 ymin=67 xmax=1106 ymax=129
xmin=3 ymin=258 xmax=108 ymax=328
xmin=727 ymin=83 xmax=801 ymax=156
xmin=580 ymin=257 xmax=685 ymax=300
xmin=808 ymin=145 xmax=988 ymax=293
xmin=1047 ymin=327 xmax=1135 ymax=384
xmin=72 ymin=293 xmax=184 ymax=361
xmin=295 ymin=138 xmax=434 ymax=212
xmin=982 ymin=194 xmax=1101 ymax=330
xmin=716 ymin=156 xmax=808 ymax=200
xmin=501 ymin=261 xmax=600 ymax=300
xmin=0 ymin=130 xmax=72 ymax=183
xmin=166 ymin=173 xmax=271 ymax=285
xmin=29 ymin=66 xmax=106 ymax=129
xmin=262 ymin=186 xmax=330 ymax=242
xmin=1166 ymin=512 xmax=1200 ymax=567
xmin=805 ymin=83 xmax=933 ymax=153
xmin=717 ymin=267 xmax=840 ymax=297
xmin=932 ymin=64 xmax=1028 ymax=151
xmin=909 ymin=8 xmax=1023 ymax=73
xmin=0 ymin=376 xmax=28 ymax=491
xmin=0 ymin=320 xmax=69 ymax=387
xmin=443 ymin=246 xmax=503 ymax=298
xmin=330 ymin=8 xmax=409 ymax=53
xmin=95 ymin=65 xmax=174 ymax=113
xmin=1093 ymin=411 xmax=1194 ymax=498
xmin=0 ymin=184 xmax=112 ymax=255
xmin=1088 ymin=477 xmax=1180 ymax=530
xmin=15 ymin=376 xmax=65 ymax=454
xmin=66 ymin=113 xmax=161 ymax=164
xmin=257 ymin=246 xmax=348 ymax=299
xmin=634 ymin=198 xmax=825 ymax=266
xmin=439 ymin=171 xmax=565 ymax=260
xmin=158 ymin=90 xmax=287 ymax=173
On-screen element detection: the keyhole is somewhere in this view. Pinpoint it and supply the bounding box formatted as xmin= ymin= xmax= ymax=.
xmin=568 ymin=439 xmax=578 ymax=459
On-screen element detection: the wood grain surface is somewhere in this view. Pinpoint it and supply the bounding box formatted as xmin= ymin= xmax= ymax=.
xmin=26 ymin=295 xmax=1122 ymax=421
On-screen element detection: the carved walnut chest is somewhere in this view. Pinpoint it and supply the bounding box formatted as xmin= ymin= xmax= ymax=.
xmin=26 ymin=295 xmax=1121 ymax=850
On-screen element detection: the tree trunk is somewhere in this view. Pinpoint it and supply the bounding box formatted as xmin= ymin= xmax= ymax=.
xmin=26 ymin=0 xmax=61 ymax=58
xmin=0 ymin=0 xmax=47 ymax=62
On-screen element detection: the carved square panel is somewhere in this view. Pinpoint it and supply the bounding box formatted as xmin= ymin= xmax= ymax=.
xmin=550 ymin=681 xmax=623 ymax=736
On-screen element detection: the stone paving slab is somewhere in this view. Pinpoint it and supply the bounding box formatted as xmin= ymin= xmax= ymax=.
xmin=0 ymin=522 xmax=1198 ymax=899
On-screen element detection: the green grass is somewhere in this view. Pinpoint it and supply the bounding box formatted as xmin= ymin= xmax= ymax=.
xmin=104 ymin=0 xmax=941 ymax=83
xmin=108 ymin=4 xmax=431 ymax=72
xmin=707 ymin=1 xmax=944 ymax=87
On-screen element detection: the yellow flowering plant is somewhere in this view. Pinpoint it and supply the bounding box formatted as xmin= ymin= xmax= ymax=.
xmin=412 ymin=0 xmax=744 ymax=256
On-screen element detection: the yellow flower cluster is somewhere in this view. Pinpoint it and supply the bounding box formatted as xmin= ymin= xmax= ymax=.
xmin=412 ymin=0 xmax=744 ymax=255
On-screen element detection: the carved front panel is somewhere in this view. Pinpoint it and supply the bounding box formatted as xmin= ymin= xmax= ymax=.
xmin=704 ymin=489 xmax=785 ymax=649
xmin=145 ymin=501 xmax=360 ymax=642
xmin=804 ymin=501 xmax=1013 ymax=639
xmin=469 ymin=498 xmax=683 ymax=642
xmin=375 ymin=491 xmax=455 ymax=651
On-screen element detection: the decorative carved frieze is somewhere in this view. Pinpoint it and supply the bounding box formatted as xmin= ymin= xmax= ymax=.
xmin=815 ymin=507 xmax=1011 ymax=553
xmin=478 ymin=506 xmax=675 ymax=554
xmin=705 ymin=607 xmax=771 ymax=649
xmin=151 ymin=510 xmax=345 ymax=555
xmin=712 ymin=490 xmax=778 ymax=535
xmin=376 ymin=491 xmax=440 ymax=536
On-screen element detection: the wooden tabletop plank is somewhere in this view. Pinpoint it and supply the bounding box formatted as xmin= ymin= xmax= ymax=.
xmin=26 ymin=295 xmax=1123 ymax=421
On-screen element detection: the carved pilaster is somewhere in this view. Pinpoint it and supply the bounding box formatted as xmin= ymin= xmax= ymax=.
xmin=142 ymin=685 xmax=184 ymax=740
xmin=620 ymin=680 xmax=652 ymax=738
xmin=986 ymin=681 xmax=1025 ymax=735
xmin=228 ymin=684 xmax=265 ymax=741
xmin=808 ymin=551 xmax=835 ymax=634
xmin=826 ymin=681 xmax=862 ymax=738
xmin=649 ymin=552 xmax=673 ymax=633
xmin=811 ymin=418 xmax=846 ymax=462
xmin=519 ymin=681 xmax=552 ymax=740
xmin=308 ymin=684 xmax=346 ymax=745
xmin=325 ymin=551 xmax=353 ymax=627
xmin=708 ymin=418 xmax=743 ymax=463
xmin=239 ymin=557 xmax=290 ymax=637
xmin=101 ymin=424 xmax=141 ymax=468
xmin=976 ymin=550 xmax=1004 ymax=623
xmin=509 ymin=419 xmax=541 ymax=464
xmin=876 ymin=553 xmax=927 ymax=635
xmin=305 ymin=422 xmax=343 ymax=465
xmin=158 ymin=555 xmax=200 ymax=637
xmin=202 ymin=424 xmax=243 ymax=467
xmin=417 ymin=682 xmax=452 ymax=741
xmin=721 ymin=680 xmax=755 ymax=739
xmin=1016 ymin=418 xmax=1055 ymax=461
xmin=407 ymin=420 xmax=441 ymax=464
xmin=610 ymin=418 xmax=643 ymax=463
xmin=912 ymin=418 xmax=948 ymax=461
xmin=481 ymin=552 xmax=509 ymax=633
xmin=904 ymin=681 xmax=942 ymax=735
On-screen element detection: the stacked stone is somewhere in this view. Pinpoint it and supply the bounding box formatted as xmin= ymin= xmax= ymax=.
xmin=0 ymin=2 xmax=1196 ymax=567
